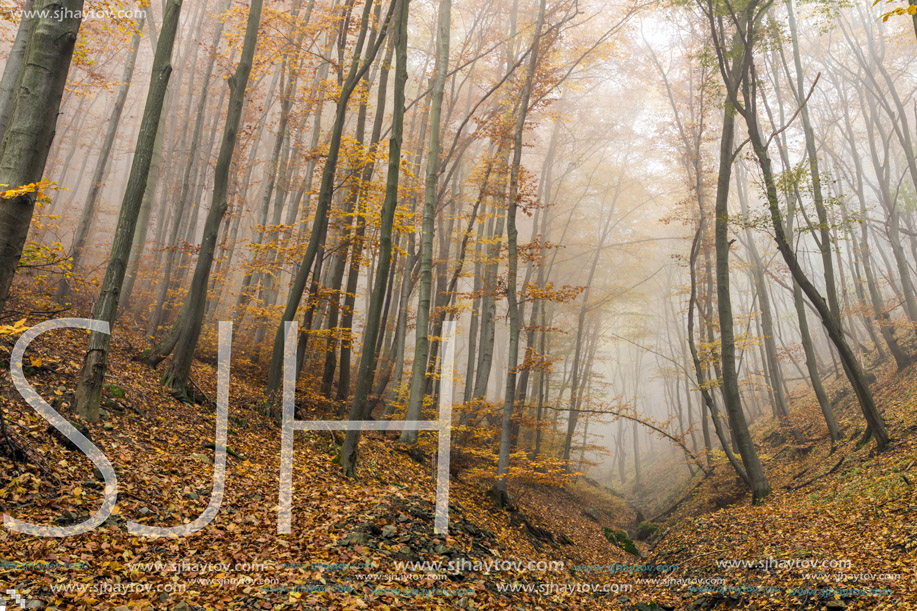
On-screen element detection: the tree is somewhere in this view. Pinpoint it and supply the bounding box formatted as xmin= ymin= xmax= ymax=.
xmin=142 ymin=0 xmax=266 ymax=401
xmin=265 ymin=0 xmax=395 ymax=405
xmin=56 ymin=12 xmax=147 ymax=302
xmin=714 ymin=0 xmax=890 ymax=450
xmin=494 ymin=0 xmax=547 ymax=498
xmin=699 ymin=0 xmax=771 ymax=502
xmin=73 ymin=0 xmax=185 ymax=421
xmin=144 ymin=0 xmax=234 ymax=336
xmin=0 ymin=0 xmax=85 ymax=312
xmin=339 ymin=0 xmax=410 ymax=478
xmin=401 ymin=0 xmax=452 ymax=445
xmin=0 ymin=0 xmax=34 ymax=141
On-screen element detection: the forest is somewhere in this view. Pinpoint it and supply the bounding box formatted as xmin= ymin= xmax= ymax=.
xmin=0 ymin=0 xmax=916 ymax=608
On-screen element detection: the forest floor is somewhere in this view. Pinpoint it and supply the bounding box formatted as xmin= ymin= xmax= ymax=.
xmin=638 ymin=347 xmax=917 ymax=611
xmin=0 ymin=291 xmax=915 ymax=610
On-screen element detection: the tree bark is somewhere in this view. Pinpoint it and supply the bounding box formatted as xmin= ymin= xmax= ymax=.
xmin=340 ymin=0 xmax=410 ymax=477
xmin=57 ymin=13 xmax=146 ymax=302
xmin=154 ymin=0 xmax=265 ymax=399
xmin=73 ymin=0 xmax=183 ymax=421
xmin=401 ymin=0 xmax=451 ymax=444
xmin=0 ymin=0 xmax=85 ymax=312
xmin=0 ymin=0 xmax=35 ymax=142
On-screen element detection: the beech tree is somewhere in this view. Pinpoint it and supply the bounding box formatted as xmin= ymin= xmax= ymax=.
xmin=339 ymin=0 xmax=410 ymax=477
xmin=140 ymin=0 xmax=266 ymax=401
xmin=0 ymin=0 xmax=85 ymax=312
xmin=74 ymin=0 xmax=184 ymax=421
xmin=699 ymin=0 xmax=771 ymax=502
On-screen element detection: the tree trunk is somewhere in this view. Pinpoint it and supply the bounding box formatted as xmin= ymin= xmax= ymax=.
xmin=736 ymin=169 xmax=789 ymax=419
xmin=0 ymin=0 xmax=34 ymax=141
xmin=401 ymin=0 xmax=451 ymax=444
xmin=338 ymin=22 xmax=395 ymax=401
xmin=712 ymin=100 xmax=769 ymax=500
xmin=340 ymin=0 xmax=410 ymax=477
xmin=120 ymin=4 xmax=166 ymax=311
xmin=784 ymin=0 xmax=840 ymax=323
xmin=57 ymin=14 xmax=146 ymax=301
xmin=266 ymin=0 xmax=394 ymax=403
xmin=73 ymin=0 xmax=183 ymax=421
xmin=154 ymin=0 xmax=265 ymax=399
xmin=701 ymin=4 xmax=770 ymax=500
xmin=496 ymin=0 xmax=544 ymax=475
xmin=0 ymin=0 xmax=85 ymax=312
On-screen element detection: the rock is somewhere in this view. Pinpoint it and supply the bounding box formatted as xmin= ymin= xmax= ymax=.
xmin=114 ymin=607 xmax=131 ymax=611
xmin=602 ymin=527 xmax=639 ymax=556
xmin=686 ymin=597 xmax=710 ymax=611
xmin=583 ymin=507 xmax=601 ymax=522
xmin=336 ymin=496 xmax=500 ymax=566
xmin=93 ymin=467 xmax=104 ymax=481
xmin=636 ymin=521 xmax=661 ymax=541
xmin=138 ymin=507 xmax=151 ymax=516
xmin=392 ymin=544 xmax=419 ymax=562
xmin=173 ymin=603 xmax=193 ymax=611
xmin=103 ymin=513 xmax=124 ymax=528
xmin=826 ymin=602 xmax=847 ymax=610
xmin=23 ymin=601 xmax=44 ymax=610
xmin=190 ymin=453 xmax=210 ymax=463
xmin=183 ymin=491 xmax=199 ymax=500
xmin=406 ymin=446 xmax=426 ymax=464
xmin=55 ymin=509 xmax=80 ymax=524
xmin=158 ymin=592 xmax=169 ymax=603
xmin=102 ymin=422 xmax=114 ymax=430
xmin=104 ymin=383 xmax=126 ymax=399
xmin=342 ymin=532 xmax=370 ymax=546
xmin=99 ymin=409 xmax=110 ymax=419
xmin=366 ymin=523 xmax=382 ymax=536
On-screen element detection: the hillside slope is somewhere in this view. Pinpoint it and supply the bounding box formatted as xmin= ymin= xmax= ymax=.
xmin=2 ymin=295 xmax=916 ymax=610
xmin=637 ymin=355 xmax=917 ymax=610
xmin=0 ymin=298 xmax=639 ymax=611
